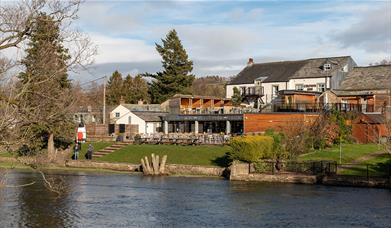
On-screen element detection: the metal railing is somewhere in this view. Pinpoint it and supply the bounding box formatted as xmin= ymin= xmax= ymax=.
xmin=336 ymin=163 xmax=391 ymax=179
xmin=251 ymin=160 xmax=337 ymax=175
xmin=135 ymin=133 xmax=230 ymax=145
xmin=272 ymin=103 xmax=375 ymax=113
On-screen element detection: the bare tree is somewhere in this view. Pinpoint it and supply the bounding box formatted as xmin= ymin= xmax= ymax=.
xmin=0 ymin=0 xmax=81 ymax=50
xmin=0 ymin=1 xmax=95 ymax=195
xmin=0 ymin=0 xmax=96 ymax=153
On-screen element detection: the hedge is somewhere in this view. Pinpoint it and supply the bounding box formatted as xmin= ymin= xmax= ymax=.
xmin=229 ymin=135 xmax=274 ymax=163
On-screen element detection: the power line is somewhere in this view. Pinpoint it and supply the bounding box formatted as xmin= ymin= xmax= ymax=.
xmin=78 ymin=75 xmax=106 ymax=87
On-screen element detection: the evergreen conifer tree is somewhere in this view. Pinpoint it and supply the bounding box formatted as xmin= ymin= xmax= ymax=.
xmin=146 ymin=29 xmax=194 ymax=103
xmin=122 ymin=74 xmax=150 ymax=104
xmin=122 ymin=74 xmax=134 ymax=104
xmin=106 ymin=70 xmax=124 ymax=105
xmin=18 ymin=13 xmax=73 ymax=157
xmin=231 ymin=87 xmax=243 ymax=106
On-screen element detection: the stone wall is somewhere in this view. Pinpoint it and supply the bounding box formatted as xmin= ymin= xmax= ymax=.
xmin=166 ymin=164 xmax=225 ymax=176
xmin=322 ymin=175 xmax=390 ymax=188
xmin=230 ymin=161 xmax=317 ymax=184
xmin=65 ymin=161 xmax=225 ymax=176
xmin=66 ymin=160 xmax=140 ymax=172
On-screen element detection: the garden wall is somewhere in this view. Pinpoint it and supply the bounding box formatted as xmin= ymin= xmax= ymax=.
xmin=229 ymin=161 xmax=317 ymax=184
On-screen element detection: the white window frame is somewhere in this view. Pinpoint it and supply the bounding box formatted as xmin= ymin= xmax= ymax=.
xmin=295 ymin=84 xmax=304 ymax=91
xmin=115 ymin=112 xmax=120 ymax=118
xmin=324 ymin=63 xmax=331 ymax=71
xmin=128 ymin=116 xmax=132 ymax=124
xmin=272 ymin=85 xmax=279 ymax=98
xmin=317 ymin=83 xmax=326 ymax=92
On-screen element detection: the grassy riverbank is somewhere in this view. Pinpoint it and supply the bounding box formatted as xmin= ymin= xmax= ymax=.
xmin=95 ymin=144 xmax=231 ymax=167
xmin=299 ymin=144 xmax=381 ymax=163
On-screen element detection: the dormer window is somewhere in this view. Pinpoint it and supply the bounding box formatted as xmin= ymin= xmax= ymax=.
xmin=324 ymin=63 xmax=332 ymax=71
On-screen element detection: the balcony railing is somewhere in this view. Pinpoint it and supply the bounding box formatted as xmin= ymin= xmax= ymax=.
xmin=272 ymin=103 xmax=375 ymax=113
xmin=241 ymin=86 xmax=264 ymax=96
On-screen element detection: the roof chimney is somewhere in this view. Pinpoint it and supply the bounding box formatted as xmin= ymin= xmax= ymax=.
xmin=119 ymin=96 xmax=125 ymax=104
xmin=247 ymin=58 xmax=254 ymax=67
xmin=138 ymin=100 xmax=144 ymax=105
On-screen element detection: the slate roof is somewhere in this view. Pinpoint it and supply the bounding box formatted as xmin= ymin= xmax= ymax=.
xmin=228 ymin=56 xmax=351 ymax=85
xmin=338 ymin=65 xmax=391 ymax=91
xmin=290 ymin=56 xmax=351 ymax=79
xmin=365 ymin=114 xmax=386 ymax=124
xmin=355 ymin=113 xmax=386 ymax=124
xmin=122 ymin=104 xmax=163 ymax=112
xmin=132 ymin=111 xmax=168 ymax=122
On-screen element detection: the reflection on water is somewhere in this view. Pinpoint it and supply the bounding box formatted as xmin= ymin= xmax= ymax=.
xmin=0 ymin=170 xmax=390 ymax=227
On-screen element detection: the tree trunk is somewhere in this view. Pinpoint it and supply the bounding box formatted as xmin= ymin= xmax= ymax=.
xmin=47 ymin=133 xmax=55 ymax=160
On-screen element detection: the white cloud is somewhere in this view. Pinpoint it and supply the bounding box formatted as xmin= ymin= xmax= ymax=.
xmin=91 ymin=34 xmax=159 ymax=63
xmin=333 ymin=7 xmax=391 ymax=53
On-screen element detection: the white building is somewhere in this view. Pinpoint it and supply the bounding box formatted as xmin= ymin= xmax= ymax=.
xmin=110 ymin=104 xmax=167 ymax=134
xmin=226 ymin=56 xmax=356 ymax=105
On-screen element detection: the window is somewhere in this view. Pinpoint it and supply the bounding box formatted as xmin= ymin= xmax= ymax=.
xmin=272 ymin=85 xmax=279 ymax=98
xmin=115 ymin=112 xmax=120 ymax=118
xmin=324 ymin=63 xmax=331 ymax=71
xmin=307 ymin=87 xmax=313 ymax=91
xmin=258 ymin=86 xmax=264 ymax=95
xmin=295 ymin=84 xmax=304 ymax=91
xmin=240 ymin=87 xmax=246 ymax=95
xmin=317 ymin=83 xmax=326 ymax=92
xmin=128 ymin=116 xmax=132 ymax=124
xmin=247 ymin=87 xmax=255 ymax=95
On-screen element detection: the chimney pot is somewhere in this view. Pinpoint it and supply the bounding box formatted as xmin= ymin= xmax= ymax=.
xmin=247 ymin=58 xmax=254 ymax=66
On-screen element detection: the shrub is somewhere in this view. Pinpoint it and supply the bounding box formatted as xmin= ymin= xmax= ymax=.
xmin=229 ymin=135 xmax=274 ymax=163
xmin=254 ymin=160 xmax=272 ymax=173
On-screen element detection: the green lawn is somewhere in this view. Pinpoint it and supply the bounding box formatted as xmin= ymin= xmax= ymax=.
xmin=338 ymin=153 xmax=391 ymax=176
xmin=78 ymin=141 xmax=113 ymax=160
xmin=0 ymin=151 xmax=14 ymax=157
xmin=97 ymin=144 xmax=231 ymax=167
xmin=299 ymin=144 xmax=380 ymax=163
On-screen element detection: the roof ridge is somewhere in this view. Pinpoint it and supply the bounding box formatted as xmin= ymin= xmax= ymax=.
xmin=354 ymin=64 xmax=391 ymax=68
xmin=249 ymin=55 xmax=350 ymax=66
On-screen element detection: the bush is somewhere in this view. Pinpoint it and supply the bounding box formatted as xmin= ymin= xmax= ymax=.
xmin=254 ymin=160 xmax=272 ymax=173
xmin=229 ymin=135 xmax=274 ymax=163
xmin=134 ymin=134 xmax=142 ymax=144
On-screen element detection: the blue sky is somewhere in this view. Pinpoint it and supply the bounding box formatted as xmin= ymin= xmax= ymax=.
xmin=7 ymin=0 xmax=391 ymax=82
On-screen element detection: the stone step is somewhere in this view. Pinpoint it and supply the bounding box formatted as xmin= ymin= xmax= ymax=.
xmin=110 ymin=144 xmax=125 ymax=148
xmin=97 ymin=148 xmax=117 ymax=152
xmin=91 ymin=142 xmax=131 ymax=158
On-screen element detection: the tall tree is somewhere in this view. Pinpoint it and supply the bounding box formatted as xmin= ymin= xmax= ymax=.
xmin=18 ymin=13 xmax=73 ymax=157
xmin=122 ymin=74 xmax=134 ymax=104
xmin=122 ymin=74 xmax=150 ymax=104
xmin=145 ymin=29 xmax=195 ymax=103
xmin=231 ymin=87 xmax=243 ymax=106
xmin=132 ymin=75 xmax=150 ymax=103
xmin=106 ymin=70 xmax=124 ymax=105
xmin=0 ymin=0 xmax=95 ymax=151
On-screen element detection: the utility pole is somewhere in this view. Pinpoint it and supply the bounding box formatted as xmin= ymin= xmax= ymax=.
xmin=103 ymin=76 xmax=106 ymax=124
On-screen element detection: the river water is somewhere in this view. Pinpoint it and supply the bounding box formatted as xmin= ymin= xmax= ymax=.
xmin=0 ymin=170 xmax=390 ymax=227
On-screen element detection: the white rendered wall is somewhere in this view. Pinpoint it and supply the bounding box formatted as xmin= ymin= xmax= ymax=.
xmin=261 ymin=82 xmax=287 ymax=103
xmin=110 ymin=105 xmax=146 ymax=134
xmin=288 ymin=77 xmax=329 ymax=91
xmin=226 ymin=83 xmax=254 ymax=98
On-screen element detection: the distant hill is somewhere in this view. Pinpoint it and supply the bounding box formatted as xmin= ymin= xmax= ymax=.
xmin=191 ymin=76 xmax=230 ymax=98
